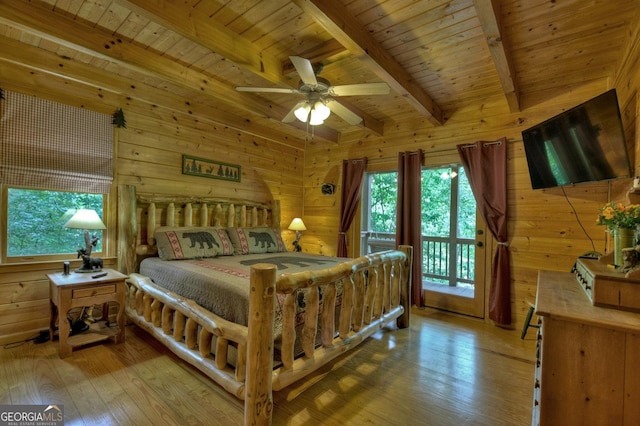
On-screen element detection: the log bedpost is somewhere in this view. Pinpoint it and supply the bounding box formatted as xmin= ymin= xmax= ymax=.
xmin=245 ymin=263 xmax=276 ymax=426
xmin=117 ymin=184 xmax=137 ymax=275
xmin=397 ymin=245 xmax=413 ymax=329
xmin=147 ymin=203 xmax=156 ymax=246
xmin=271 ymin=200 xmax=281 ymax=229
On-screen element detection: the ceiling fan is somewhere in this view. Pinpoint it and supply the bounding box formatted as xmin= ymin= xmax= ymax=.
xmin=236 ymin=56 xmax=390 ymax=126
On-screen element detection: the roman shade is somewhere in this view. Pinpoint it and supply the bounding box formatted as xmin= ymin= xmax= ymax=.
xmin=0 ymin=90 xmax=113 ymax=193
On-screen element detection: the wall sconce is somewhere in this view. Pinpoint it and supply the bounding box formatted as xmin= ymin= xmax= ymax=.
xmin=321 ymin=183 xmax=335 ymax=195
xmin=288 ymin=218 xmax=307 ymax=252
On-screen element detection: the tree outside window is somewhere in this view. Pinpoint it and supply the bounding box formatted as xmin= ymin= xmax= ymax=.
xmin=7 ymin=188 xmax=104 ymax=256
xmin=362 ymin=164 xmax=476 ymax=287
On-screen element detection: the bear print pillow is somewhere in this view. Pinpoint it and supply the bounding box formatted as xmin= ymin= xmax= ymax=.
xmin=154 ymin=227 xmax=233 ymax=260
xmin=226 ymin=227 xmax=287 ymax=255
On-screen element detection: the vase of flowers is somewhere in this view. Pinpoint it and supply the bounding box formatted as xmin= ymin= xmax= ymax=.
xmin=597 ymin=202 xmax=640 ymax=266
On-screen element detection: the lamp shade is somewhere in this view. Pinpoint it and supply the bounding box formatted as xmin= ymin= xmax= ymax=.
xmin=288 ymin=218 xmax=307 ymax=231
xmin=294 ymin=103 xmax=311 ymax=122
xmin=64 ymin=209 xmax=106 ymax=230
xmin=294 ymin=101 xmax=331 ymax=126
xmin=313 ymin=101 xmax=330 ymax=120
xmin=308 ymin=111 xmax=324 ymax=125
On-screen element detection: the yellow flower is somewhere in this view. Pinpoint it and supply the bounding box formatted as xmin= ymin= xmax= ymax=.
xmin=597 ymin=202 xmax=640 ymax=230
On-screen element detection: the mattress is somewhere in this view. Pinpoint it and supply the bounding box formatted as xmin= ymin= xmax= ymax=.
xmin=139 ymin=252 xmax=346 ymax=331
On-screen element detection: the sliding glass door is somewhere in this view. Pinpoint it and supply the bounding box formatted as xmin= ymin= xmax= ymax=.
xmin=361 ymin=164 xmax=486 ymax=318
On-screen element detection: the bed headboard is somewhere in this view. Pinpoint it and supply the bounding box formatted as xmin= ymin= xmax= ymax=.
xmin=117 ymin=184 xmax=281 ymax=274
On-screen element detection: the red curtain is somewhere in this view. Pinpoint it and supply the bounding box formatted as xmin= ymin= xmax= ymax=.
xmin=337 ymin=158 xmax=367 ymax=257
xmin=396 ymin=150 xmax=423 ymax=307
xmin=457 ymin=137 xmax=510 ymax=325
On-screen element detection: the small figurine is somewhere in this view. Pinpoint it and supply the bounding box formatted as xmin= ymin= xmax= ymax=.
xmin=75 ymin=248 xmax=103 ymax=272
xmin=621 ymin=246 xmax=640 ymax=275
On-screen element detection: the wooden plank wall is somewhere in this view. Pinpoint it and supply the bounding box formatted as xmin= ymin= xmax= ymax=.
xmin=0 ymin=64 xmax=306 ymax=345
xmin=303 ymin=39 xmax=640 ymax=329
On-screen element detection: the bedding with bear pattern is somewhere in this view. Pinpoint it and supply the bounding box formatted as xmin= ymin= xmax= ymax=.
xmin=139 ymin=252 xmax=347 ymax=340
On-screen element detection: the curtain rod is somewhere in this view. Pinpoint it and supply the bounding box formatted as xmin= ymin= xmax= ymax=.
xmin=459 ymin=137 xmax=523 ymax=150
xmin=459 ymin=140 xmax=503 ymax=150
xmin=365 ymin=138 xmax=521 ymax=164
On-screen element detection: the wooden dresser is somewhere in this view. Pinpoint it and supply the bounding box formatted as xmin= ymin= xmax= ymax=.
xmin=533 ymin=270 xmax=640 ymax=425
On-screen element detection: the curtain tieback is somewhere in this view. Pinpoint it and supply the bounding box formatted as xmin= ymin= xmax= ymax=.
xmin=497 ymin=241 xmax=508 ymax=246
xmin=338 ymin=232 xmax=346 ymax=235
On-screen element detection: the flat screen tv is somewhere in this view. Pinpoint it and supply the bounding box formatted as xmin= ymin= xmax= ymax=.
xmin=521 ymin=89 xmax=630 ymax=189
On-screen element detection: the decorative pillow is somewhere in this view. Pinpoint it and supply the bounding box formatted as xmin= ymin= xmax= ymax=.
xmin=226 ymin=227 xmax=287 ymax=254
xmin=154 ymin=227 xmax=234 ymax=260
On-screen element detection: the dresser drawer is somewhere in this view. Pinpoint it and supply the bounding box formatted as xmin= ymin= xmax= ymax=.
xmin=73 ymin=284 xmax=116 ymax=299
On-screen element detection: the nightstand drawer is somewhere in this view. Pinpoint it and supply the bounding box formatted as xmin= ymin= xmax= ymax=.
xmin=73 ymin=284 xmax=116 ymax=299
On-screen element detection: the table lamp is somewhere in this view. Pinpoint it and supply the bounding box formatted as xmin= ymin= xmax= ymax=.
xmin=65 ymin=209 xmax=106 ymax=273
xmin=288 ymin=218 xmax=307 ymax=252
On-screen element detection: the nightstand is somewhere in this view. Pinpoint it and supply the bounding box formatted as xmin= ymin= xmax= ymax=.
xmin=48 ymin=268 xmax=127 ymax=358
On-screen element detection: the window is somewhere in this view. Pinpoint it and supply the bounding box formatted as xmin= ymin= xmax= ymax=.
xmin=360 ymin=164 xmax=476 ymax=289
xmin=360 ymin=171 xmax=397 ymax=253
xmin=5 ymin=187 xmax=104 ymax=258
xmin=421 ymin=165 xmax=476 ymax=288
xmin=0 ymin=90 xmax=114 ymax=263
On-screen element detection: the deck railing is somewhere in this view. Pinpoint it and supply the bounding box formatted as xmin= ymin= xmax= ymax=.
xmin=362 ymin=231 xmax=475 ymax=287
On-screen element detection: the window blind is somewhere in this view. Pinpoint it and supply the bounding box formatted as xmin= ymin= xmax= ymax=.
xmin=0 ymin=90 xmax=113 ymax=193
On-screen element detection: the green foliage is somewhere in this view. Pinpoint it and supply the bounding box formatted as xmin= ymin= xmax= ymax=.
xmin=365 ymin=164 xmax=477 ymax=285
xmin=368 ymin=172 xmax=398 ymax=233
xmin=7 ymin=188 xmax=104 ymax=256
xmin=421 ymin=168 xmax=452 ymax=237
xmin=456 ymin=167 xmax=477 ymax=238
xmin=367 ymin=165 xmax=476 ymax=237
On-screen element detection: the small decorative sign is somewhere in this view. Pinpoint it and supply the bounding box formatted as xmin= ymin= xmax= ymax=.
xmin=182 ymin=154 xmax=241 ymax=182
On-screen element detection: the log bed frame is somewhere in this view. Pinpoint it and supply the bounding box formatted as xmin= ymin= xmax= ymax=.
xmin=116 ymin=184 xmax=412 ymax=425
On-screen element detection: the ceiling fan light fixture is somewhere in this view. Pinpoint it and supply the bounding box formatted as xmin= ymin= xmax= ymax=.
xmin=294 ymin=103 xmax=311 ymax=122
xmin=313 ymin=101 xmax=331 ymax=121
xmin=238 ymin=56 xmax=386 ymax=128
xmin=294 ymin=101 xmax=330 ymax=125
xmin=308 ymin=113 xmax=324 ymax=126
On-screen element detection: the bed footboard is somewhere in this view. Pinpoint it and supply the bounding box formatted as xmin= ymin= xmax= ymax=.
xmin=125 ymin=273 xmax=250 ymax=399
xmin=126 ymin=245 xmax=412 ymax=425
xmin=270 ymin=245 xmax=412 ymax=391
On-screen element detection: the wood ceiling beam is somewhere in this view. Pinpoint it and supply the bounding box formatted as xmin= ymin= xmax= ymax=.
xmin=473 ymin=0 xmax=520 ymax=112
xmin=115 ymin=0 xmax=284 ymax=84
xmin=0 ymin=35 xmax=306 ymax=149
xmin=281 ymin=39 xmax=348 ymax=75
xmin=117 ymin=0 xmax=384 ymax=136
xmin=0 ymin=0 xmax=340 ymax=143
xmin=294 ymin=0 xmax=444 ymax=126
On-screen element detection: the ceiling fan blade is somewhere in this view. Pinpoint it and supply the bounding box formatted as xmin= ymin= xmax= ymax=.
xmin=329 ymin=83 xmax=390 ymax=96
xmin=290 ymin=56 xmax=318 ymax=86
xmin=327 ymin=99 xmax=363 ymax=125
xmin=236 ymin=86 xmax=301 ymax=94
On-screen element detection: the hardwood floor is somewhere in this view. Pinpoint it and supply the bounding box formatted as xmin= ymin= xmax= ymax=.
xmin=0 ymin=308 xmax=536 ymax=425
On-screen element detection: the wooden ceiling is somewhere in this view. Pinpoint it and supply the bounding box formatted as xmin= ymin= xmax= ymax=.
xmin=0 ymin=0 xmax=638 ymax=144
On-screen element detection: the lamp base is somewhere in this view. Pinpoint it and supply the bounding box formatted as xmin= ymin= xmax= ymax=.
xmin=76 ymin=255 xmax=104 ymax=273
xmin=74 ymin=267 xmax=103 ymax=273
